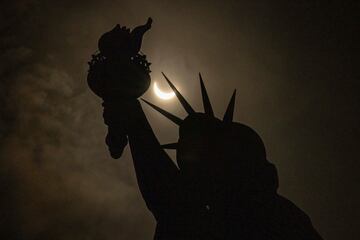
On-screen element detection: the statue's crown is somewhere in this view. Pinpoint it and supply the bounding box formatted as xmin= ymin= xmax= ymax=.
xmin=142 ymin=73 xmax=236 ymax=150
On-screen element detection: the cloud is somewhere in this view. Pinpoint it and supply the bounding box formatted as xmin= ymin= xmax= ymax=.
xmin=0 ymin=1 xmax=154 ymax=239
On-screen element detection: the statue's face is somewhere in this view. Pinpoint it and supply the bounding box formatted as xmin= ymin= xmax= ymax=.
xmin=176 ymin=116 xmax=267 ymax=199
xmin=177 ymin=114 xmax=225 ymax=192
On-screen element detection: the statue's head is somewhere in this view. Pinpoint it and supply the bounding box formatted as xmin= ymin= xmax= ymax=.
xmin=142 ymin=73 xmax=271 ymax=197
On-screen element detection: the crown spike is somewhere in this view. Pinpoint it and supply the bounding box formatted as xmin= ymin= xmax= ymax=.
xmin=161 ymin=143 xmax=178 ymax=149
xmin=199 ymin=73 xmax=214 ymax=116
xmin=162 ymin=72 xmax=195 ymax=114
xmin=141 ymin=98 xmax=183 ymax=125
xmin=223 ymin=89 xmax=236 ymax=123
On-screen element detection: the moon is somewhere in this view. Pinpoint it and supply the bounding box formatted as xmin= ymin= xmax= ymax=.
xmin=153 ymin=82 xmax=175 ymax=100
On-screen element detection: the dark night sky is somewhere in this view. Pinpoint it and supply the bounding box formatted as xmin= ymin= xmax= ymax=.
xmin=0 ymin=1 xmax=359 ymax=239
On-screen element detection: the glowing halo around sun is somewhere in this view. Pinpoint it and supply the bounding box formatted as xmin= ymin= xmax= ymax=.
xmin=153 ymin=82 xmax=175 ymax=100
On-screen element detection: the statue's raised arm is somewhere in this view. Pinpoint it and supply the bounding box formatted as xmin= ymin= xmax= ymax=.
xmin=87 ymin=18 xmax=180 ymax=218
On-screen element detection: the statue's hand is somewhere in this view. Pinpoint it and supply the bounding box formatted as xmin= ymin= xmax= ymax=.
xmin=106 ymin=126 xmax=128 ymax=159
xmin=103 ymin=100 xmax=141 ymax=159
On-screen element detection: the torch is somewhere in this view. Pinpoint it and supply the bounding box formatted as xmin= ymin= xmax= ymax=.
xmin=87 ymin=18 xmax=152 ymax=158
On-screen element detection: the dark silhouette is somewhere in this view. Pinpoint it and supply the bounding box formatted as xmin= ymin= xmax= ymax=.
xmin=88 ymin=18 xmax=152 ymax=158
xmin=88 ymin=18 xmax=323 ymax=239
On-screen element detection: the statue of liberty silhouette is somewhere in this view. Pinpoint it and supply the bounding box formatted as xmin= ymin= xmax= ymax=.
xmin=88 ymin=18 xmax=323 ymax=240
